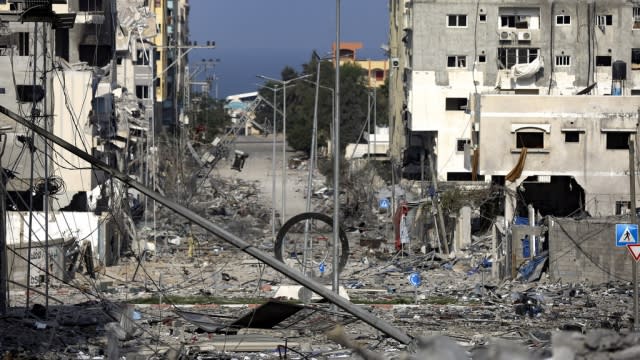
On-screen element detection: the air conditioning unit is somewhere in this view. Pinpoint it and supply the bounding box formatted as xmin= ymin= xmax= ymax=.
xmin=517 ymin=31 xmax=532 ymax=41
xmin=499 ymin=31 xmax=512 ymax=41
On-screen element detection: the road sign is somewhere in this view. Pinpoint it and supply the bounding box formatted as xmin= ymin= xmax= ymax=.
xmin=379 ymin=198 xmax=390 ymax=210
xmin=629 ymin=245 xmax=640 ymax=261
xmin=616 ymin=223 xmax=639 ymax=247
xmin=408 ymin=272 xmax=421 ymax=287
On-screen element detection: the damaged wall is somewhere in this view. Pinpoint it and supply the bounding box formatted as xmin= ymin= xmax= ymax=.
xmin=478 ymin=94 xmax=640 ymax=217
xmin=548 ymin=217 xmax=632 ymax=284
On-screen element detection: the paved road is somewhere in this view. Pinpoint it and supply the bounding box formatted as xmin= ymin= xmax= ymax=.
xmin=215 ymin=134 xmax=315 ymax=226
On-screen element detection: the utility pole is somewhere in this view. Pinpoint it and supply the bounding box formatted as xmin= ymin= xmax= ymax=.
xmin=0 ymin=138 xmax=7 ymax=315
xmin=632 ymin=128 xmax=639 ymax=332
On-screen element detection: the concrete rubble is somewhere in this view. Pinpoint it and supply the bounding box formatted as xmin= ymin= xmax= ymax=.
xmin=3 ymin=160 xmax=640 ymax=359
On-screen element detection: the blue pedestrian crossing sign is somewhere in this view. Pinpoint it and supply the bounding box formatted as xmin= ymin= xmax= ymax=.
xmin=379 ymin=198 xmax=390 ymax=210
xmin=616 ymin=223 xmax=639 ymax=247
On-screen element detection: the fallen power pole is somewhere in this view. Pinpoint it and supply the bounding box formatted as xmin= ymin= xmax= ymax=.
xmin=0 ymin=105 xmax=413 ymax=345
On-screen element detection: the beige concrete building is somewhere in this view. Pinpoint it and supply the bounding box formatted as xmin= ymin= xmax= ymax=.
xmin=478 ymin=94 xmax=640 ymax=219
xmin=390 ymin=0 xmax=640 ymax=187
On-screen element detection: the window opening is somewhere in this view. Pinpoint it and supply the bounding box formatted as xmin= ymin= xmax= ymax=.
xmin=516 ymin=132 xmax=543 ymax=148
xmin=447 ymin=55 xmax=466 ymax=68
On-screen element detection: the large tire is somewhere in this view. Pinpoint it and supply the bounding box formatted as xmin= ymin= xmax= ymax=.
xmin=274 ymin=212 xmax=349 ymax=280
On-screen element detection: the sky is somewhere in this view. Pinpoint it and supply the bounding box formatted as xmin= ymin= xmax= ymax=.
xmin=188 ymin=0 xmax=389 ymax=98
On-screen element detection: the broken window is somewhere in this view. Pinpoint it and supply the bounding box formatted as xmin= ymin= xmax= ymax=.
xmin=456 ymin=139 xmax=470 ymax=152
xmin=556 ymin=15 xmax=571 ymax=25
xmin=498 ymin=48 xmax=539 ymax=69
xmin=606 ymin=132 xmax=631 ymax=149
xmin=634 ymin=7 xmax=640 ymax=29
xmin=516 ymin=132 xmax=543 ymax=149
xmin=596 ymin=55 xmax=612 ymax=67
xmin=498 ymin=8 xmax=540 ymax=29
xmin=595 ymin=14 xmax=613 ymax=26
xmin=616 ymin=201 xmax=632 ymax=215
xmin=136 ymin=85 xmax=149 ymax=99
xmin=79 ymin=45 xmax=111 ymax=67
xmin=555 ymin=55 xmax=571 ymax=67
xmin=446 ymin=98 xmax=468 ymax=111
xmin=447 ymin=55 xmax=466 ymax=68
xmin=564 ymin=131 xmax=580 ymax=143
xmin=136 ymin=49 xmax=150 ymax=66
xmin=447 ymin=14 xmax=467 ymax=27
xmin=632 ymin=49 xmax=640 ymax=70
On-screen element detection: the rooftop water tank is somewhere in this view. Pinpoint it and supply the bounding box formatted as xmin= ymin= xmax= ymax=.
xmin=612 ymin=60 xmax=627 ymax=81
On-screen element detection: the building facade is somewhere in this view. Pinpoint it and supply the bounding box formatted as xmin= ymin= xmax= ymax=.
xmin=390 ymin=0 xmax=640 ymax=185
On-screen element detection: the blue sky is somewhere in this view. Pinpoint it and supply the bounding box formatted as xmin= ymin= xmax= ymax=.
xmin=188 ymin=0 xmax=389 ymax=98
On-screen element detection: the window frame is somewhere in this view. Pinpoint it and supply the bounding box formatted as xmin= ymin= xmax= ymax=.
xmin=136 ymin=85 xmax=150 ymax=99
xmin=498 ymin=47 xmax=539 ymax=69
xmin=596 ymin=55 xmax=612 ymax=67
xmin=456 ymin=139 xmax=471 ymax=152
xmin=606 ymin=132 xmax=632 ymax=150
xmin=564 ymin=131 xmax=580 ymax=143
xmin=634 ymin=7 xmax=640 ymax=29
xmin=595 ymin=14 xmax=613 ymax=26
xmin=632 ymin=49 xmax=640 ymax=70
xmin=515 ymin=131 xmax=544 ymax=149
xmin=445 ymin=97 xmax=469 ymax=111
xmin=447 ymin=55 xmax=467 ymax=69
xmin=447 ymin=14 xmax=468 ymax=28
xmin=555 ymin=55 xmax=571 ymax=67
xmin=556 ymin=15 xmax=571 ymax=25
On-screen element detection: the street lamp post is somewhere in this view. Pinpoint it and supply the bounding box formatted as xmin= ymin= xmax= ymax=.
xmin=258 ymin=84 xmax=282 ymax=242
xmin=333 ymin=0 xmax=341 ymax=296
xmin=257 ymin=74 xmax=311 ymax=223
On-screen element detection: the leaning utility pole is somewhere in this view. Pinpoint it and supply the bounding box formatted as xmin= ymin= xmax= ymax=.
xmin=0 ymin=104 xmax=413 ymax=345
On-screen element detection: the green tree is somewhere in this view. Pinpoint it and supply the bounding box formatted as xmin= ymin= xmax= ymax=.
xmin=254 ymin=52 xmax=388 ymax=154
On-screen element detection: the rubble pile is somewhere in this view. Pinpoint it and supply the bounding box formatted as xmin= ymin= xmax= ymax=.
xmin=5 ymin=165 xmax=640 ymax=359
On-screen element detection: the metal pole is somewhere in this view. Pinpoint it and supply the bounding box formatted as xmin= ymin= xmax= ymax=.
xmin=26 ymin=21 xmax=38 ymax=310
xmin=0 ymin=135 xmax=7 ymax=314
xmin=630 ymin=137 xmax=639 ymax=332
xmin=373 ymin=86 xmax=377 ymax=157
xmin=282 ymin=83 xmax=287 ymax=222
xmin=333 ymin=0 xmax=341 ymax=295
xmin=302 ymin=60 xmax=322 ymax=279
xmin=0 ymin=104 xmax=413 ymax=345
xmin=272 ymin=86 xmax=278 ymax=241
xmin=367 ymin=91 xmax=371 ymax=159
xmin=43 ymin=21 xmax=50 ymax=313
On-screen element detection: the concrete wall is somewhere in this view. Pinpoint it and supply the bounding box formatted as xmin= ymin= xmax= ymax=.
xmin=548 ymin=217 xmax=632 ymax=284
xmin=52 ymin=71 xmax=94 ymax=194
xmin=478 ymin=94 xmax=640 ymax=216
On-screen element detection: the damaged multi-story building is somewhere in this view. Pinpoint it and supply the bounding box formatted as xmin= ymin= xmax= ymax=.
xmin=0 ymin=0 xmax=176 ymax=294
xmin=390 ymin=0 xmax=640 ymax=219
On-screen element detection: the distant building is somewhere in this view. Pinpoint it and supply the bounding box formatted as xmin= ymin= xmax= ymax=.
xmin=224 ymin=92 xmax=263 ymax=135
xmin=332 ymin=42 xmax=389 ymax=88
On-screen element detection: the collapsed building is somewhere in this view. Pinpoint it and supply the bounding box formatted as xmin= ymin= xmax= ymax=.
xmin=0 ymin=0 xmax=164 ymax=293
